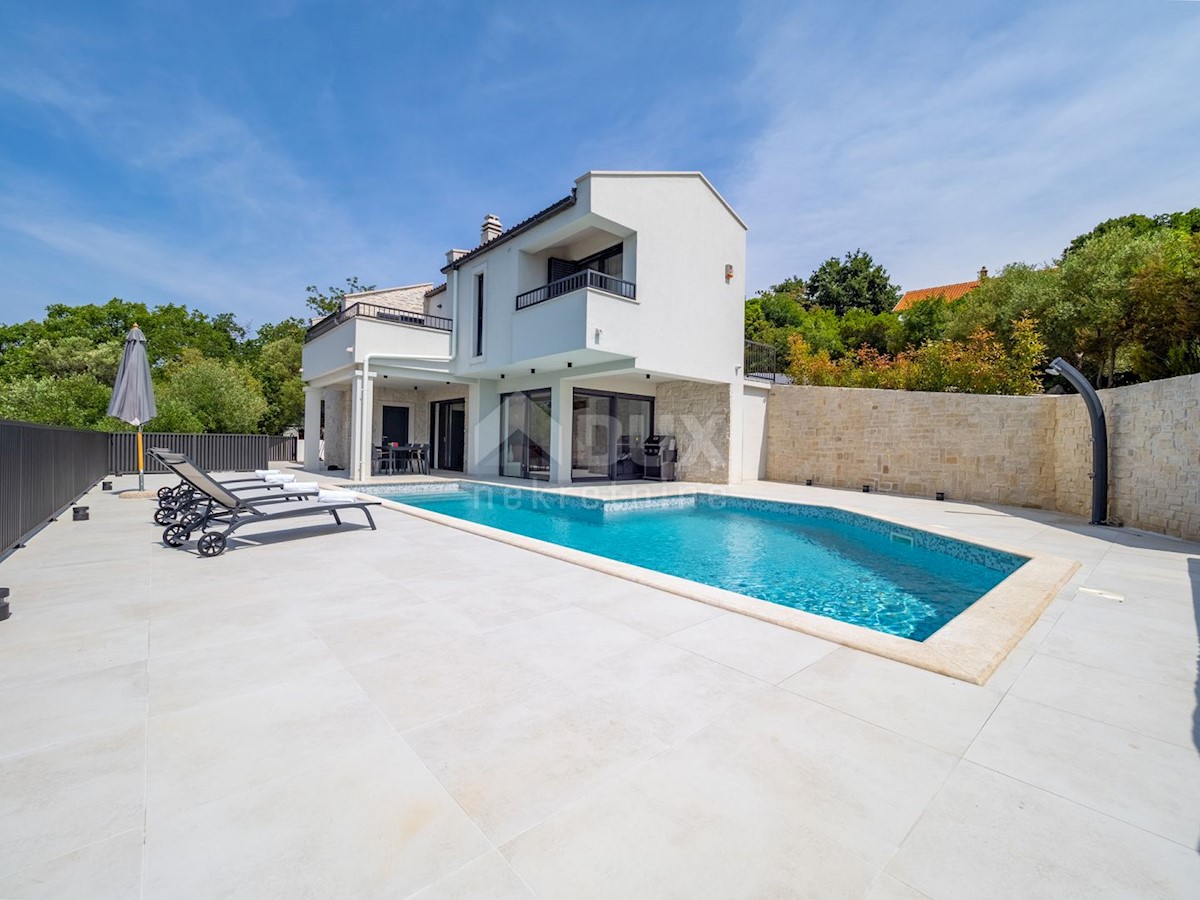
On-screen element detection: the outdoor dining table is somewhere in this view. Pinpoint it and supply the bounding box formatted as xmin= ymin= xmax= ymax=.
xmin=378 ymin=443 xmax=429 ymax=475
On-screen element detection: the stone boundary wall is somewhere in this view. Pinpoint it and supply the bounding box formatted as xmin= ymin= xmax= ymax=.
xmin=766 ymin=373 xmax=1200 ymax=542
xmin=343 ymin=285 xmax=433 ymax=315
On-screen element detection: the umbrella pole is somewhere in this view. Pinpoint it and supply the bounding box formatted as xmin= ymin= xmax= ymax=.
xmin=137 ymin=425 xmax=145 ymax=493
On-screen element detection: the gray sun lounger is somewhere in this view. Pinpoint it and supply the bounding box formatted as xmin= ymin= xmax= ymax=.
xmin=153 ymin=450 xmax=380 ymax=557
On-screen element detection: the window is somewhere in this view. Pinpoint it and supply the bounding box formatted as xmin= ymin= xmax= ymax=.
xmin=473 ymin=272 xmax=485 ymax=357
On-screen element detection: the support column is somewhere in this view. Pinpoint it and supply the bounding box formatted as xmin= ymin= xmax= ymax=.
xmin=302 ymin=386 xmax=322 ymax=472
xmin=350 ymin=369 xmax=374 ymax=482
xmin=549 ymin=380 xmax=571 ymax=485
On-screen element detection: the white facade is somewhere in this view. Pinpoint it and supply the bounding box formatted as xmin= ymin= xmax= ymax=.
xmin=301 ymin=171 xmax=761 ymax=484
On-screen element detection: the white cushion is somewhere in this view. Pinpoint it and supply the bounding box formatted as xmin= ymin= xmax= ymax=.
xmin=317 ymin=489 xmax=360 ymax=503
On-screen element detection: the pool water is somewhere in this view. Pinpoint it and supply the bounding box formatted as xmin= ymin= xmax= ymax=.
xmin=378 ymin=486 xmax=1026 ymax=641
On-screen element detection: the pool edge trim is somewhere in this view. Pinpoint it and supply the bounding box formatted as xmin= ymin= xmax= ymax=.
xmin=367 ymin=487 xmax=1080 ymax=685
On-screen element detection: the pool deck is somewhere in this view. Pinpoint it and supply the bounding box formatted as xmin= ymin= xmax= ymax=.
xmin=1 ymin=467 xmax=1197 ymax=898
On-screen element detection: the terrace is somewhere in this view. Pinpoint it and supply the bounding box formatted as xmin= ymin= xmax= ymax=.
xmin=1 ymin=466 xmax=1196 ymax=897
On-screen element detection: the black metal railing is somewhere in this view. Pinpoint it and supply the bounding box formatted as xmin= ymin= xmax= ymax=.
xmin=515 ymin=269 xmax=637 ymax=310
xmin=744 ymin=339 xmax=779 ymax=382
xmin=109 ymin=432 xmax=297 ymax=475
xmin=305 ymin=302 xmax=453 ymax=342
xmin=0 ymin=419 xmax=110 ymax=554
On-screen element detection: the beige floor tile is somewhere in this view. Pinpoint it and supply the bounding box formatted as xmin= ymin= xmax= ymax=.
xmin=502 ymin=745 xmax=878 ymax=900
xmin=148 ymin=626 xmax=342 ymax=715
xmin=1010 ymin=653 xmax=1198 ymax=749
xmin=865 ymin=873 xmax=931 ymax=899
xmin=0 ymin=828 xmax=143 ymax=900
xmin=405 ymin=681 xmax=668 ymax=843
xmin=666 ymin=612 xmax=836 ymax=682
xmin=965 ymin=695 xmax=1200 ymax=847
xmin=144 ymin=736 xmax=490 ymax=899
xmin=567 ymin=579 xmax=725 ymax=637
xmin=780 ymin=648 xmax=1001 ymax=755
xmin=556 ymin=641 xmax=768 ymax=745
xmin=408 ymin=851 xmax=536 ymax=900
xmin=888 ymin=761 xmax=1200 ymax=899
xmin=311 ymin=603 xmax=481 ymax=667
xmin=645 ymin=688 xmax=956 ymax=868
xmin=0 ymin=661 xmax=148 ymax=759
xmin=0 ymin=724 xmax=145 ymax=878
xmin=482 ymin=607 xmax=649 ymax=678
xmin=2 ymin=623 xmax=148 ymax=688
xmin=349 ymin=633 xmax=550 ymax=732
xmin=147 ymin=668 xmax=394 ymax=820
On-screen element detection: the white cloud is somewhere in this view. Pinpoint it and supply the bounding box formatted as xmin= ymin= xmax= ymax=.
xmin=728 ymin=0 xmax=1200 ymax=293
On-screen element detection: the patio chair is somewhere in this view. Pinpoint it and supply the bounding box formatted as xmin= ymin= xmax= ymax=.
xmin=151 ymin=450 xmax=380 ymax=557
xmin=148 ymin=448 xmax=301 ymax=526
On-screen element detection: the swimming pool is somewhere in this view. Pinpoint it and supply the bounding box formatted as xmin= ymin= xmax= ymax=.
xmin=369 ymin=483 xmax=1028 ymax=641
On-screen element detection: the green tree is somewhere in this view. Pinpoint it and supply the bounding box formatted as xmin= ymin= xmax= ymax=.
xmin=806 ymin=250 xmax=901 ymax=315
xmin=160 ymin=351 xmax=268 ymax=433
xmin=254 ymin=337 xmax=304 ymax=434
xmin=894 ymin=296 xmax=952 ymax=350
xmin=0 ymin=375 xmax=112 ymax=429
xmin=305 ymin=277 xmax=376 ymax=317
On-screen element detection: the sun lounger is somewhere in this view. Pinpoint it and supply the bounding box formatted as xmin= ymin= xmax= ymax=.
xmin=151 ymin=450 xmax=380 ymax=557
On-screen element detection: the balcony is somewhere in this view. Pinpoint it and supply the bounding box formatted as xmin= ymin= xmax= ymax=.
xmin=304 ymin=302 xmax=452 ymax=343
xmin=515 ymin=269 xmax=636 ymax=311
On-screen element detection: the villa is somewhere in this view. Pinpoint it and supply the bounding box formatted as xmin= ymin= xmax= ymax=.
xmin=300 ymin=171 xmax=770 ymax=485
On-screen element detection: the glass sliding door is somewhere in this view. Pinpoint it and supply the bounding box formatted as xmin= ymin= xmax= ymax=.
xmin=499 ymin=390 xmax=552 ymax=481
xmin=571 ymin=389 xmax=654 ymax=482
xmin=572 ymin=393 xmax=611 ymax=480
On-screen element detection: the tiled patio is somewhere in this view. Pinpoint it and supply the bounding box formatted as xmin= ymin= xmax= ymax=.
xmin=0 ymin=468 xmax=1197 ymax=898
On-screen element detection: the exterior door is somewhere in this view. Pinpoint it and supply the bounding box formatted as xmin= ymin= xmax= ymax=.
xmin=571 ymin=389 xmax=654 ymax=481
xmin=431 ymin=399 xmax=465 ymax=471
xmin=499 ymin=390 xmax=552 ymax=481
xmin=381 ymin=406 xmax=409 ymax=446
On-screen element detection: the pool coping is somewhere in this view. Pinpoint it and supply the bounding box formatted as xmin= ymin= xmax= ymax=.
xmin=356 ymin=482 xmax=1080 ymax=685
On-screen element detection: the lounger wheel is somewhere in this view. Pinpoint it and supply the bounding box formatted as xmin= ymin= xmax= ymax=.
xmin=197 ymin=533 xmax=227 ymax=557
xmin=181 ymin=512 xmax=205 ymax=529
xmin=157 ymin=486 xmax=172 ymax=500
xmin=163 ymin=524 xmax=187 ymax=547
xmin=153 ymin=509 xmax=173 ymax=526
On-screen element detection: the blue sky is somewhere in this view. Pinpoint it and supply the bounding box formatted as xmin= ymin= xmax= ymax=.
xmin=1 ymin=0 xmax=1196 ymax=330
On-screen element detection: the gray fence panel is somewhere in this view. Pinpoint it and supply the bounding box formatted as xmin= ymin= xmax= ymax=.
xmin=108 ymin=432 xmax=297 ymax=475
xmin=0 ymin=419 xmax=110 ymax=554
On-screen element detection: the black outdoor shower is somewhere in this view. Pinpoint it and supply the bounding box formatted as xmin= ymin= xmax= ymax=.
xmin=1046 ymin=357 xmax=1109 ymax=526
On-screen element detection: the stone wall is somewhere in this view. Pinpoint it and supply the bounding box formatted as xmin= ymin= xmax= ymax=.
xmin=655 ymin=380 xmax=731 ymax=483
xmin=766 ymin=386 xmax=1057 ymax=509
xmin=766 ymin=374 xmax=1200 ymax=541
xmin=1055 ymin=373 xmax=1200 ymax=538
xmin=321 ymin=387 xmax=350 ymax=470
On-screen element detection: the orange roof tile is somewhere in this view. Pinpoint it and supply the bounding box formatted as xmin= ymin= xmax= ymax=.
xmin=893 ymin=279 xmax=980 ymax=312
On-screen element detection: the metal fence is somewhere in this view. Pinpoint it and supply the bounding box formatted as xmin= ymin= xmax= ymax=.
xmin=109 ymin=432 xmax=297 ymax=474
xmin=744 ymin=339 xmax=779 ymax=382
xmin=0 ymin=419 xmax=110 ymax=554
xmin=305 ymin=302 xmax=454 ymax=342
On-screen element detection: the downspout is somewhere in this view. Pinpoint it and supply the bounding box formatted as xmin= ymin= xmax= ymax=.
xmin=1047 ymin=356 xmax=1109 ymax=526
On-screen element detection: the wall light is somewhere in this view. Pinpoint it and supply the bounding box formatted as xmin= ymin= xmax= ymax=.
xmin=725 ymin=264 xmax=734 ymax=282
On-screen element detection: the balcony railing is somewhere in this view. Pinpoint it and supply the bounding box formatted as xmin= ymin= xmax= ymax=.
xmin=744 ymin=339 xmax=779 ymax=382
xmin=515 ymin=269 xmax=637 ymax=311
xmin=304 ymin=302 xmax=453 ymax=342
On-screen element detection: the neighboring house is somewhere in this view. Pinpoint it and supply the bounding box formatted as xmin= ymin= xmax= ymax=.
xmin=893 ymin=267 xmax=987 ymax=312
xmin=300 ymin=170 xmax=772 ymax=484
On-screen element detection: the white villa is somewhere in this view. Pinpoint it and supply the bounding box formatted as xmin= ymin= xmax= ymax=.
xmin=300 ymin=171 xmax=771 ymax=484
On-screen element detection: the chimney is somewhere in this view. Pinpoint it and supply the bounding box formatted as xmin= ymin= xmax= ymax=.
xmin=481 ymin=214 xmax=502 ymax=245
xmin=978 ymin=266 xmax=989 ymax=281
xmin=445 ymin=249 xmax=469 ymax=266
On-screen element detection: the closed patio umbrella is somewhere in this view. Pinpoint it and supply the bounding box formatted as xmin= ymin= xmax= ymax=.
xmin=108 ymin=324 xmax=157 ymax=492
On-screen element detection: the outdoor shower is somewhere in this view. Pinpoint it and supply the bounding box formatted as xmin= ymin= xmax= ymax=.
xmin=1046 ymin=357 xmax=1109 ymax=526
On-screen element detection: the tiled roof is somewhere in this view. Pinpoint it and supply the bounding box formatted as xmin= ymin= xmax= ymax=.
xmin=894 ymin=279 xmax=980 ymax=312
xmin=424 ymin=283 xmax=447 ymax=297
xmin=440 ymin=190 xmax=578 ymax=273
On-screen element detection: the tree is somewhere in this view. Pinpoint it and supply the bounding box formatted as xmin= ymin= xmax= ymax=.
xmin=254 ymin=337 xmax=304 ymax=433
xmin=0 ymin=375 xmax=112 ymax=429
xmin=806 ymin=250 xmax=901 ymax=315
xmin=160 ymin=351 xmax=268 ymax=433
xmin=1062 ymin=207 xmax=1200 ymax=259
xmin=305 ymin=277 xmax=376 ymax=317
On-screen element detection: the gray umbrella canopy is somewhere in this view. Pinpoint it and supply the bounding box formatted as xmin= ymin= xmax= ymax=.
xmin=107 ymin=325 xmax=157 ymax=426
